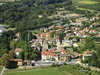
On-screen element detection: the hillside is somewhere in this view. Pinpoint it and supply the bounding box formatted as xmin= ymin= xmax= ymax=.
xmin=4 ymin=64 xmax=100 ymax=75
xmin=72 ymin=0 xmax=100 ymax=11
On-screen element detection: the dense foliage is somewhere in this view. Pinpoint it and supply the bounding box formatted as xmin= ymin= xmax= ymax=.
xmin=35 ymin=0 xmax=72 ymax=5
xmin=0 ymin=0 xmax=72 ymax=32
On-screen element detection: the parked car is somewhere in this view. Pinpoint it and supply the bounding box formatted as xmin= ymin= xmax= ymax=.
xmin=45 ymin=59 xmax=50 ymax=63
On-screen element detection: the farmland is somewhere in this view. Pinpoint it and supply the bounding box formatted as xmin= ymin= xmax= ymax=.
xmin=4 ymin=65 xmax=100 ymax=75
xmin=78 ymin=1 xmax=99 ymax=4
xmin=4 ymin=66 xmax=86 ymax=75
xmin=72 ymin=0 xmax=100 ymax=11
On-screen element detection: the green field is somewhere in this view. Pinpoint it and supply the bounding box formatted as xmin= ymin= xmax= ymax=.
xmin=4 ymin=66 xmax=88 ymax=75
xmin=3 ymin=64 xmax=100 ymax=75
xmin=78 ymin=1 xmax=99 ymax=4
xmin=72 ymin=0 xmax=100 ymax=11
xmin=4 ymin=67 xmax=67 ymax=75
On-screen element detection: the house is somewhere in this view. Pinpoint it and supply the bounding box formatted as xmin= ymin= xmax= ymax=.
xmin=66 ymin=33 xmax=72 ymax=36
xmin=72 ymin=52 xmax=79 ymax=59
xmin=41 ymin=50 xmax=55 ymax=60
xmin=61 ymin=49 xmax=67 ymax=54
xmin=80 ymin=38 xmax=85 ymax=42
xmin=24 ymin=60 xmax=32 ymax=66
xmin=41 ymin=48 xmax=70 ymax=61
xmin=11 ymin=59 xmax=23 ymax=66
xmin=89 ymin=29 xmax=97 ymax=34
xmin=73 ymin=43 xmax=78 ymax=47
xmin=82 ymin=51 xmax=93 ymax=60
xmin=16 ymin=32 xmax=21 ymax=37
xmin=72 ymin=38 xmax=77 ymax=42
xmin=62 ymin=40 xmax=73 ymax=45
xmin=41 ymin=33 xmax=46 ymax=38
xmin=15 ymin=48 xmax=22 ymax=57
xmin=59 ymin=54 xmax=68 ymax=61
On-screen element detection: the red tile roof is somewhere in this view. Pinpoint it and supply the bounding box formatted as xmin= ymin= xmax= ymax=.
xmin=11 ymin=59 xmax=22 ymax=62
xmin=41 ymin=33 xmax=46 ymax=38
xmin=15 ymin=48 xmax=22 ymax=52
xmin=41 ymin=50 xmax=55 ymax=56
xmin=61 ymin=49 xmax=66 ymax=54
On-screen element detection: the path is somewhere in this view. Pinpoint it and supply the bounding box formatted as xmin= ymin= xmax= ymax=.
xmin=0 ymin=67 xmax=5 ymax=75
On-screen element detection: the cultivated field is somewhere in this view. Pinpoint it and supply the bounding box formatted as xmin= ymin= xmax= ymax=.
xmin=78 ymin=1 xmax=99 ymax=4
xmin=4 ymin=66 xmax=88 ymax=75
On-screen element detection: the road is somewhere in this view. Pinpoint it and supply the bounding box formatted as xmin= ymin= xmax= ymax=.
xmin=34 ymin=59 xmax=79 ymax=67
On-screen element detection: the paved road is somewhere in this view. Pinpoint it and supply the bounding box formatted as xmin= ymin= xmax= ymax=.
xmin=34 ymin=59 xmax=78 ymax=67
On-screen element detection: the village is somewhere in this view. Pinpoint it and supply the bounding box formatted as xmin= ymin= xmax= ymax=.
xmin=0 ymin=6 xmax=100 ymax=68
xmin=8 ymin=9 xmax=100 ymax=68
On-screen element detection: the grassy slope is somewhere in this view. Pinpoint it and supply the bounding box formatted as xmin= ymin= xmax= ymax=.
xmin=72 ymin=0 xmax=100 ymax=12
xmin=4 ymin=68 xmax=66 ymax=75
xmin=4 ymin=66 xmax=87 ymax=75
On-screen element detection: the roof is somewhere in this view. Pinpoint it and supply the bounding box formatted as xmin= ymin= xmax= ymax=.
xmin=61 ymin=49 xmax=66 ymax=54
xmin=41 ymin=50 xmax=55 ymax=56
xmin=41 ymin=33 xmax=46 ymax=38
xmin=84 ymin=51 xmax=93 ymax=54
xmin=15 ymin=48 xmax=22 ymax=52
xmin=16 ymin=32 xmax=21 ymax=35
xmin=73 ymin=52 xmax=79 ymax=57
xmin=11 ymin=59 xmax=22 ymax=62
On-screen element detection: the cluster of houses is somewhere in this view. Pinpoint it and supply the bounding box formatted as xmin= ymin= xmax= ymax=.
xmin=9 ymin=12 xmax=100 ymax=67
xmin=29 ymin=22 xmax=99 ymax=63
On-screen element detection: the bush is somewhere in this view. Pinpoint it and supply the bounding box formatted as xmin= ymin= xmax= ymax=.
xmin=51 ymin=63 xmax=61 ymax=67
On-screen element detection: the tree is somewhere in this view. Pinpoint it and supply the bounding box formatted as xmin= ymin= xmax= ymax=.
xmin=1 ymin=51 xmax=17 ymax=68
xmin=10 ymin=40 xmax=17 ymax=50
xmin=85 ymin=37 xmax=95 ymax=50
xmin=19 ymin=51 xmax=25 ymax=60
xmin=1 ymin=53 xmax=9 ymax=67
xmin=0 ymin=44 xmax=7 ymax=58
xmin=50 ymin=32 xmax=55 ymax=38
xmin=8 ymin=50 xmax=16 ymax=60
xmin=59 ymin=32 xmax=65 ymax=44
xmin=24 ymin=48 xmax=39 ymax=60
